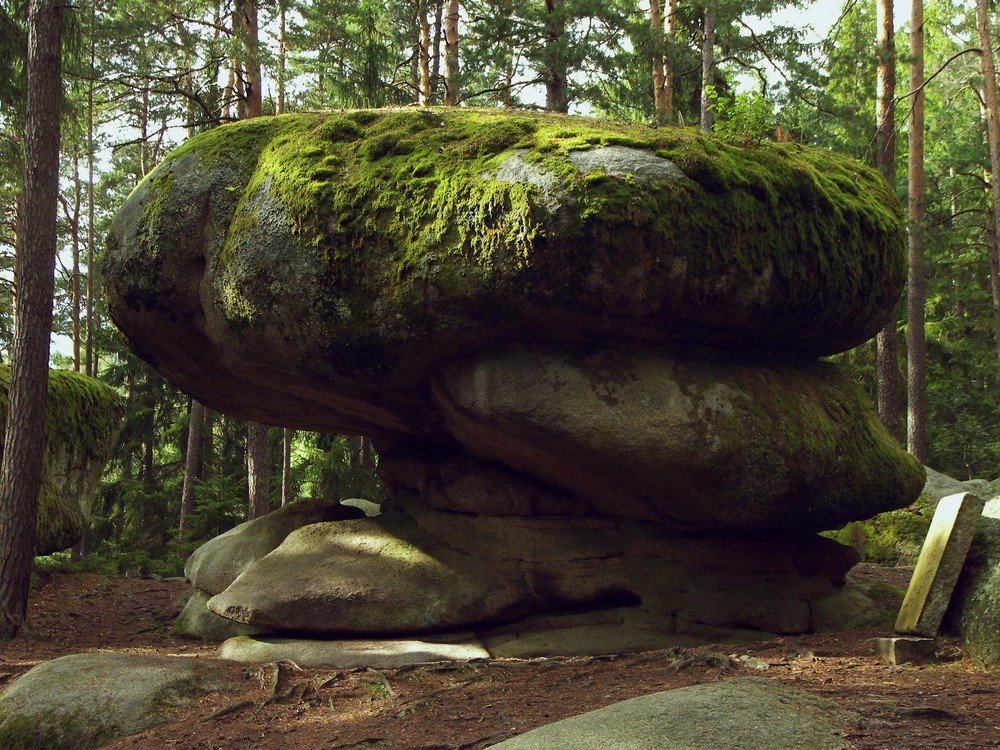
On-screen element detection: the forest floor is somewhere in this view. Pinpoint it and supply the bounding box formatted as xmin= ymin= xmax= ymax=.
xmin=0 ymin=566 xmax=998 ymax=749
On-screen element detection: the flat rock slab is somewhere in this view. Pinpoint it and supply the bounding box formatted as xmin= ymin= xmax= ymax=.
xmin=218 ymin=634 xmax=489 ymax=668
xmin=874 ymin=637 xmax=938 ymax=666
xmin=487 ymin=677 xmax=854 ymax=749
xmin=0 ymin=653 xmax=238 ymax=750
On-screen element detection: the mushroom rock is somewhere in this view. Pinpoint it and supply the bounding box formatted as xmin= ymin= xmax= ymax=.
xmin=105 ymin=108 xmax=924 ymax=644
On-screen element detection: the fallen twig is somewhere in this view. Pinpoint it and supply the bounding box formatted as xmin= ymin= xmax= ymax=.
xmin=200 ymin=699 xmax=254 ymax=721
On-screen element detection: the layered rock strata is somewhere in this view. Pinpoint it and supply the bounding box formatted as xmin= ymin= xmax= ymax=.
xmin=105 ymin=108 xmax=924 ymax=644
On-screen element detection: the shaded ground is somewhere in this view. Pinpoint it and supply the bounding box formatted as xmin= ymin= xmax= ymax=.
xmin=1 ymin=567 xmax=998 ymax=749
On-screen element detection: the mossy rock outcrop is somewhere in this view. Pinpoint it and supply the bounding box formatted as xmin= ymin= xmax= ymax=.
xmin=0 ymin=366 xmax=123 ymax=555
xmin=107 ymin=109 xmax=920 ymax=645
xmin=105 ymin=108 xmax=905 ymax=436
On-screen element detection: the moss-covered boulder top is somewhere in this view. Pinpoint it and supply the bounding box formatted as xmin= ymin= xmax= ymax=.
xmin=105 ymin=108 xmax=904 ymax=432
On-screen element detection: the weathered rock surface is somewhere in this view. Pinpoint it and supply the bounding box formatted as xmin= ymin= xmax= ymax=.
xmin=104 ymin=109 xmax=921 ymax=646
xmin=0 ymin=366 xmax=124 ymax=555
xmin=0 ymin=653 xmax=237 ymax=749
xmin=433 ymin=344 xmax=921 ymax=529
xmin=185 ymin=498 xmax=364 ymax=595
xmin=207 ymin=502 xmax=859 ymax=637
xmin=487 ymin=677 xmax=855 ymax=749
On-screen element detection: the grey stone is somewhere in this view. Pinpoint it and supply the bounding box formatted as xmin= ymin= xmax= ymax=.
xmin=896 ymin=492 xmax=985 ymax=636
xmin=568 ymin=145 xmax=689 ymax=184
xmin=435 ymin=344 xmax=924 ymax=529
xmin=207 ymin=514 xmax=532 ymax=634
xmin=487 ymin=677 xmax=854 ymax=749
xmin=218 ymin=633 xmax=489 ymax=668
xmin=0 ymin=653 xmax=238 ymax=750
xmin=944 ymin=500 xmax=1000 ymax=663
xmin=185 ymin=498 xmax=364 ymax=595
xmin=172 ymin=588 xmax=271 ymax=641
xmin=874 ymin=637 xmax=937 ymax=666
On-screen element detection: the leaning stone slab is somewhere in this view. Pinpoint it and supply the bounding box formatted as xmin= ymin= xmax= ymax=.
xmin=0 ymin=653 xmax=238 ymax=750
xmin=218 ymin=634 xmax=489 ymax=668
xmin=896 ymin=492 xmax=985 ymax=636
xmin=487 ymin=677 xmax=854 ymax=750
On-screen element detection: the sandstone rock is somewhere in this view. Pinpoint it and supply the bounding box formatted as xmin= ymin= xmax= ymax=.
xmin=185 ymin=498 xmax=364 ymax=595
xmin=218 ymin=633 xmax=489 ymax=668
xmin=0 ymin=653 xmax=237 ymax=749
xmin=104 ymin=109 xmax=905 ymax=435
xmin=0 ymin=366 xmax=124 ymax=555
xmin=487 ymin=677 xmax=855 ymax=749
xmin=434 ymin=344 xmax=923 ymax=529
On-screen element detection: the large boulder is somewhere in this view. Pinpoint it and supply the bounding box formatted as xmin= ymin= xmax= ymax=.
xmin=487 ymin=677 xmax=855 ymax=750
xmin=0 ymin=366 xmax=124 ymax=555
xmin=106 ymin=109 xmax=919 ymax=645
xmin=0 ymin=653 xmax=238 ymax=749
xmin=105 ymin=109 xmax=905 ymax=436
xmin=945 ymin=499 xmax=1000 ymax=663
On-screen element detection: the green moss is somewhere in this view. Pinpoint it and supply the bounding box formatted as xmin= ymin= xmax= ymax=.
xmin=823 ymin=496 xmax=932 ymax=565
xmin=0 ymin=366 xmax=124 ymax=554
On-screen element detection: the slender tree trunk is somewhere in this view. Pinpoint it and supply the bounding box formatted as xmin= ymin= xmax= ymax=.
xmin=979 ymin=0 xmax=1000 ymax=368
xmin=0 ymin=0 xmax=61 ymax=641
xmin=443 ymin=0 xmax=459 ymax=105
xmin=178 ymin=399 xmax=205 ymax=542
xmin=985 ymin=208 xmax=1000 ymax=364
xmin=874 ymin=0 xmax=902 ymax=442
xmin=665 ymin=0 xmax=677 ymax=123
xmin=277 ymin=0 xmax=286 ymax=115
xmin=282 ymin=428 xmax=293 ymax=506
xmin=234 ymin=0 xmax=261 ymax=118
xmin=69 ymin=149 xmax=81 ymax=372
xmin=418 ymin=0 xmax=432 ymax=105
xmin=85 ymin=0 xmax=96 ymax=378
xmin=906 ymin=0 xmax=927 ymax=461
xmin=650 ymin=0 xmax=668 ymax=124
xmin=247 ymin=421 xmax=270 ymax=519
xmin=699 ymin=5 xmax=716 ymax=131
xmin=544 ymin=0 xmax=568 ymax=113
xmin=431 ymin=0 xmax=443 ymax=102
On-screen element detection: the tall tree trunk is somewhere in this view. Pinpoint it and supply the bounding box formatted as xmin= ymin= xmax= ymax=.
xmin=277 ymin=0 xmax=286 ymax=115
xmin=875 ymin=0 xmax=902 ymax=442
xmin=0 ymin=0 xmax=61 ymax=641
xmin=906 ymin=0 xmax=927 ymax=461
xmin=650 ymin=0 xmax=668 ymax=124
xmin=699 ymin=5 xmax=716 ymax=131
xmin=431 ymin=0 xmax=443 ymax=102
xmin=247 ymin=421 xmax=270 ymax=519
xmin=664 ymin=0 xmax=677 ymax=123
xmin=178 ymin=399 xmax=205 ymax=542
xmin=69 ymin=149 xmax=81 ymax=372
xmin=282 ymin=428 xmax=293 ymax=506
xmin=443 ymin=0 xmax=459 ymax=105
xmin=234 ymin=0 xmax=261 ymax=118
xmin=85 ymin=0 xmax=96 ymax=378
xmin=544 ymin=0 xmax=568 ymax=113
xmin=979 ymin=0 xmax=1000 ymax=367
xmin=418 ymin=0 xmax=432 ymax=105
xmin=985 ymin=207 xmax=1000 ymax=364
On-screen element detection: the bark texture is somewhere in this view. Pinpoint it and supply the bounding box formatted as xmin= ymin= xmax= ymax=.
xmin=0 ymin=0 xmax=61 ymax=640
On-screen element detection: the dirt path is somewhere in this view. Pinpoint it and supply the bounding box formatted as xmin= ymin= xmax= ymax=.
xmin=0 ymin=568 xmax=998 ymax=749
